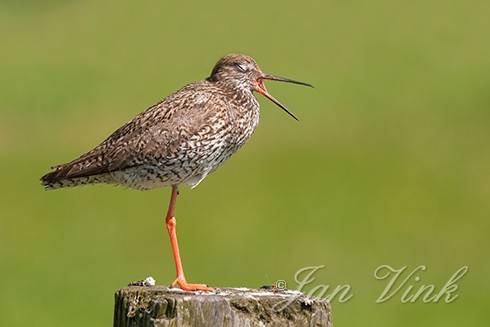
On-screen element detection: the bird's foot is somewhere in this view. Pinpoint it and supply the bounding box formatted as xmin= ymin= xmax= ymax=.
xmin=171 ymin=277 xmax=213 ymax=292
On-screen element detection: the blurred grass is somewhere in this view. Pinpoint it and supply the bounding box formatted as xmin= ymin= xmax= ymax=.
xmin=1 ymin=0 xmax=489 ymax=326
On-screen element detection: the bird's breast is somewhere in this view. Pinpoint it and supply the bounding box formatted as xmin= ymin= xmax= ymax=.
xmin=227 ymin=93 xmax=260 ymax=146
xmin=161 ymin=89 xmax=260 ymax=188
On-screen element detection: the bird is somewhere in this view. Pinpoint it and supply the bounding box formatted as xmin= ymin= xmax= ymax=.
xmin=41 ymin=54 xmax=312 ymax=291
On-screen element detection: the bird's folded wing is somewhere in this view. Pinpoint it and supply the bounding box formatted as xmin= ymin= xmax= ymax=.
xmin=49 ymin=89 xmax=222 ymax=180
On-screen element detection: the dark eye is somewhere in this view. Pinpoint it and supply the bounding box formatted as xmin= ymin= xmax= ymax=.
xmin=235 ymin=63 xmax=247 ymax=72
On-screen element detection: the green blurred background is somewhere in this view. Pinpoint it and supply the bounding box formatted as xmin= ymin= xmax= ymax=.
xmin=1 ymin=0 xmax=489 ymax=326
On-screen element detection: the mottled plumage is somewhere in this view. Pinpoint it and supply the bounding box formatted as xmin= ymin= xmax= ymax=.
xmin=42 ymin=55 xmax=262 ymax=190
xmin=41 ymin=54 xmax=311 ymax=191
xmin=40 ymin=54 xmax=312 ymax=291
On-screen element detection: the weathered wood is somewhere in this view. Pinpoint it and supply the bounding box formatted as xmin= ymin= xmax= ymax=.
xmin=114 ymin=286 xmax=332 ymax=327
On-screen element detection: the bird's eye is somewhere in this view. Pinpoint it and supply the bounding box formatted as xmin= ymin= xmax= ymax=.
xmin=235 ymin=63 xmax=247 ymax=72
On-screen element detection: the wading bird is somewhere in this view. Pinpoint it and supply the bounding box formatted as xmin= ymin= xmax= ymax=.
xmin=41 ymin=54 xmax=312 ymax=291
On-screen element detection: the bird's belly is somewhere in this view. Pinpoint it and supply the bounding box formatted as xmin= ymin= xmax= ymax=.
xmin=111 ymin=164 xmax=184 ymax=190
xmin=111 ymin=144 xmax=235 ymax=190
xmin=183 ymin=140 xmax=238 ymax=188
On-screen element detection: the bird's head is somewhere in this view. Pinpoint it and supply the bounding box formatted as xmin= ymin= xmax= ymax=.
xmin=208 ymin=54 xmax=312 ymax=121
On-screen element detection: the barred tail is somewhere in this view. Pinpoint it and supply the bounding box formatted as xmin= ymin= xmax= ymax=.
xmin=41 ymin=167 xmax=112 ymax=189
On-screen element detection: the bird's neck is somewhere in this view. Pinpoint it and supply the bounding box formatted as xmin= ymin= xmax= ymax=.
xmin=214 ymin=77 xmax=250 ymax=92
xmin=212 ymin=79 xmax=255 ymax=106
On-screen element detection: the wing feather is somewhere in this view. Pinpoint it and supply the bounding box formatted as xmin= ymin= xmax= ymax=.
xmin=42 ymin=83 xmax=221 ymax=185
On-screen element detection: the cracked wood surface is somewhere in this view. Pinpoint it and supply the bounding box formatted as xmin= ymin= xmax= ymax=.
xmin=114 ymin=286 xmax=332 ymax=327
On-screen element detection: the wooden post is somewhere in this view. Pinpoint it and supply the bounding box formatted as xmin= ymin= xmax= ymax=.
xmin=114 ymin=286 xmax=332 ymax=327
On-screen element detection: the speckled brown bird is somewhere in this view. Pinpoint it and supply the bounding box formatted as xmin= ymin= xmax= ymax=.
xmin=41 ymin=54 xmax=312 ymax=291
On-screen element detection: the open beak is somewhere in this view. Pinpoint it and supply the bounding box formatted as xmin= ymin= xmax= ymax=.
xmin=254 ymin=74 xmax=313 ymax=121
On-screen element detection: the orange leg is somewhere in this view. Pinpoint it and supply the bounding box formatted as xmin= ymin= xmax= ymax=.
xmin=165 ymin=185 xmax=212 ymax=291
